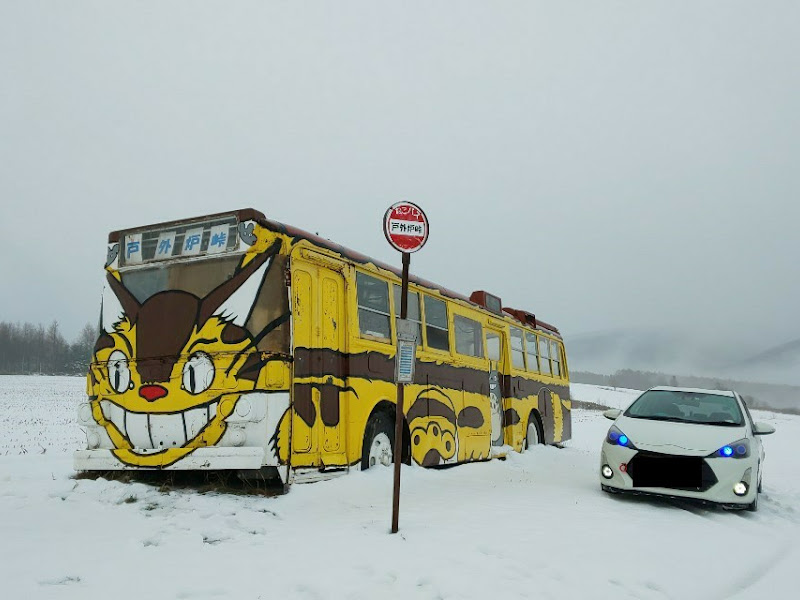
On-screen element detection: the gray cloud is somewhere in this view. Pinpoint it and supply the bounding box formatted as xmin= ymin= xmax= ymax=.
xmin=1 ymin=2 xmax=798 ymax=379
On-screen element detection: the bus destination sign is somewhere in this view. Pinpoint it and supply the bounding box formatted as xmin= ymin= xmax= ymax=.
xmin=383 ymin=201 xmax=429 ymax=254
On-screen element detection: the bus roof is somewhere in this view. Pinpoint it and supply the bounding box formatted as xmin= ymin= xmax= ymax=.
xmin=109 ymin=208 xmax=562 ymax=338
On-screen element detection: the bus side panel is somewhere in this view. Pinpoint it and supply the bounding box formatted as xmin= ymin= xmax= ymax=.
xmin=290 ymin=255 xmax=350 ymax=469
xmin=291 ymin=268 xmax=314 ymax=455
xmin=459 ymin=388 xmax=492 ymax=462
xmin=320 ymin=272 xmax=345 ymax=454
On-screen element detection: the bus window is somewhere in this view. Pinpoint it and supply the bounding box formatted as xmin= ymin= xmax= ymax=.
xmin=455 ymin=315 xmax=483 ymax=358
xmin=525 ymin=332 xmax=539 ymax=372
xmin=510 ymin=327 xmax=526 ymax=370
xmin=486 ymin=331 xmax=501 ymax=361
xmin=551 ymin=340 xmax=561 ymax=378
xmin=423 ymin=296 xmax=450 ymax=351
xmin=539 ymin=336 xmax=552 ymax=375
xmin=393 ymin=284 xmax=422 ymax=342
xmin=356 ymin=272 xmax=391 ymax=341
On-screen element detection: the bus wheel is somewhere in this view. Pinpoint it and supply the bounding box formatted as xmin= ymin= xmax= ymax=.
xmin=362 ymin=413 xmax=395 ymax=470
xmin=524 ymin=415 xmax=542 ymax=451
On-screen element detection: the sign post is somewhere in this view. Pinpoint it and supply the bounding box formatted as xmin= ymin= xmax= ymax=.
xmin=383 ymin=201 xmax=429 ymax=534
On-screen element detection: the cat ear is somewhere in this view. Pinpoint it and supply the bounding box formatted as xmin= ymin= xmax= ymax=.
xmin=102 ymin=273 xmax=140 ymax=331
xmin=201 ymin=253 xmax=272 ymax=327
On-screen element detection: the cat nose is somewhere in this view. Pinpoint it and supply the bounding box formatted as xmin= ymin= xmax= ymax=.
xmin=139 ymin=385 xmax=168 ymax=401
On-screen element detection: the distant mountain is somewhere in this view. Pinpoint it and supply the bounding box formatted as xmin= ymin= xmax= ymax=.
xmin=564 ymin=329 xmax=800 ymax=386
xmin=733 ymin=338 xmax=800 ymax=368
xmin=722 ymin=338 xmax=800 ymax=386
xmin=564 ymin=329 xmax=722 ymax=376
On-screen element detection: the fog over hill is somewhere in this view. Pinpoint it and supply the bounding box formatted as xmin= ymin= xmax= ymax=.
xmin=565 ymin=329 xmax=800 ymax=387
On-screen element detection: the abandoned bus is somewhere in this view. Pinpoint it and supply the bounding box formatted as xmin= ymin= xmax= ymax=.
xmin=75 ymin=208 xmax=571 ymax=485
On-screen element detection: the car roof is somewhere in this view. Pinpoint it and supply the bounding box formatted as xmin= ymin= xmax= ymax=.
xmin=648 ymin=386 xmax=736 ymax=398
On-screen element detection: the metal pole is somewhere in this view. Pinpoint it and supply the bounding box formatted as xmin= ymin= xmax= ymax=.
xmin=391 ymin=251 xmax=410 ymax=533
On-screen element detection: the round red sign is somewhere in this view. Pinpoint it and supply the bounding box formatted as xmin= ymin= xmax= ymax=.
xmin=383 ymin=202 xmax=429 ymax=253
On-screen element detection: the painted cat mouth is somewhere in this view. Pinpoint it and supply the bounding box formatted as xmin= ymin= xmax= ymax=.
xmin=100 ymin=399 xmax=220 ymax=449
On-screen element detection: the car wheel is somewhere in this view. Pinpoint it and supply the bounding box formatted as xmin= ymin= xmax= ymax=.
xmin=524 ymin=414 xmax=542 ymax=450
xmin=361 ymin=413 xmax=395 ymax=470
xmin=747 ymin=492 xmax=758 ymax=512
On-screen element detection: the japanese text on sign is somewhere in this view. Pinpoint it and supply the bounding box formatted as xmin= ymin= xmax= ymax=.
xmin=388 ymin=219 xmax=426 ymax=236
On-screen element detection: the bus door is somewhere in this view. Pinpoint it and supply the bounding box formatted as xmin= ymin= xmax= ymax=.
xmin=485 ymin=327 xmax=506 ymax=446
xmin=291 ymin=251 xmax=349 ymax=469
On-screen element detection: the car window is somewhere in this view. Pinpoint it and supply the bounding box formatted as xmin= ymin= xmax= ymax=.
xmin=624 ymin=390 xmax=744 ymax=426
xmin=739 ymin=395 xmax=756 ymax=429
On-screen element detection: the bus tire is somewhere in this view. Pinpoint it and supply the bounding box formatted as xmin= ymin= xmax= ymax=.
xmin=361 ymin=413 xmax=395 ymax=470
xmin=524 ymin=412 xmax=543 ymax=451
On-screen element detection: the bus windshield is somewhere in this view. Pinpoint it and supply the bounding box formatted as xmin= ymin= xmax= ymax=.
xmin=104 ymin=253 xmax=291 ymax=358
xmin=120 ymin=255 xmax=242 ymax=305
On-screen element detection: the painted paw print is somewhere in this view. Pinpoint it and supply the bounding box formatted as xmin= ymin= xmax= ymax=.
xmin=411 ymin=420 xmax=457 ymax=466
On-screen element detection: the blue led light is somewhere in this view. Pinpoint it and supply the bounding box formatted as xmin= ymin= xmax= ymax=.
xmin=736 ymin=445 xmax=747 ymax=455
xmin=619 ymin=435 xmax=629 ymax=446
xmin=722 ymin=445 xmax=733 ymax=457
xmin=609 ymin=431 xmax=619 ymax=442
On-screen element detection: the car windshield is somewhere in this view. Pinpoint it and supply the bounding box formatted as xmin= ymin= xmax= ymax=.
xmin=624 ymin=390 xmax=744 ymax=426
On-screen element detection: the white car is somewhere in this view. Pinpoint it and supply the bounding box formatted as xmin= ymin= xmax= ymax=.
xmin=600 ymin=386 xmax=775 ymax=511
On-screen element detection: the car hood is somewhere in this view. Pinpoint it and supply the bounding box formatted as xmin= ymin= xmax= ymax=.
xmin=614 ymin=416 xmax=747 ymax=456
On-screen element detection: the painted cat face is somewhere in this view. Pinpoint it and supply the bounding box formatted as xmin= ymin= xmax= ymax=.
xmin=88 ymin=251 xmax=274 ymax=467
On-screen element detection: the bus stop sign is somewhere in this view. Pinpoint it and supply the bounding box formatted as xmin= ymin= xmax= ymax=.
xmin=383 ymin=202 xmax=429 ymax=253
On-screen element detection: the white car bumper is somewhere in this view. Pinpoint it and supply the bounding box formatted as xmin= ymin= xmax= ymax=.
xmin=600 ymin=442 xmax=759 ymax=507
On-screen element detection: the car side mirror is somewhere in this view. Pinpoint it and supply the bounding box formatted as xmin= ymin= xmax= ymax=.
xmin=603 ymin=409 xmax=622 ymax=420
xmin=753 ymin=422 xmax=776 ymax=435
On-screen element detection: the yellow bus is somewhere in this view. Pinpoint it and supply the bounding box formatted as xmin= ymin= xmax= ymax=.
xmin=75 ymin=208 xmax=571 ymax=485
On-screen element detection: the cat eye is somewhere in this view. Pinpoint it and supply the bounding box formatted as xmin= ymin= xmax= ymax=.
xmin=183 ymin=352 xmax=215 ymax=394
xmin=108 ymin=350 xmax=131 ymax=393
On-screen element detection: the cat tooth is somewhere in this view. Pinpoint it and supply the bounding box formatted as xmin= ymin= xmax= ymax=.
xmin=183 ymin=406 xmax=210 ymax=441
xmin=149 ymin=413 xmax=187 ymax=448
xmin=125 ymin=411 xmax=152 ymax=449
xmin=100 ymin=400 xmax=127 ymax=437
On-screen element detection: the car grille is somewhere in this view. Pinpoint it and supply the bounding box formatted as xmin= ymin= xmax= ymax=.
xmin=627 ymin=451 xmax=718 ymax=491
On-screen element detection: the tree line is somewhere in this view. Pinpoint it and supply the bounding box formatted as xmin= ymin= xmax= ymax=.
xmin=0 ymin=321 xmax=96 ymax=376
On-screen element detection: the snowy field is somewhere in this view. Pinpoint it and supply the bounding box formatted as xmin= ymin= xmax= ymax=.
xmin=1 ymin=376 xmax=799 ymax=599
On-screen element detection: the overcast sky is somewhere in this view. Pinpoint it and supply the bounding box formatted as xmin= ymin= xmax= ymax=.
xmin=1 ymin=1 xmax=798 ymax=358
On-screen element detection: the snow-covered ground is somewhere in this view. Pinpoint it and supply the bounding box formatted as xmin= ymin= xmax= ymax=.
xmin=569 ymin=382 xmax=643 ymax=410
xmin=1 ymin=375 xmax=798 ymax=599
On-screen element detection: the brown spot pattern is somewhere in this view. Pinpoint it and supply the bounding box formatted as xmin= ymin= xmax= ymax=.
xmin=292 ymin=347 xmax=570 ymax=401
xmin=422 ymin=448 xmax=443 ymax=466
xmin=457 ymin=406 xmax=485 ymax=429
xmin=94 ymin=333 xmax=114 ymax=354
xmin=222 ymin=323 xmax=248 ymax=344
xmin=135 ymin=292 xmax=199 ymax=382
xmin=236 ymin=353 xmax=263 ymax=382
xmin=293 ymin=385 xmax=316 ymax=427
xmin=504 ymin=408 xmax=521 ymax=426
xmin=320 ymin=385 xmax=340 ymax=427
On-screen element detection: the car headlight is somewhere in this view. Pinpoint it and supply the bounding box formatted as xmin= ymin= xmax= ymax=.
xmin=710 ymin=438 xmax=750 ymax=459
xmin=606 ymin=425 xmax=637 ymax=450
